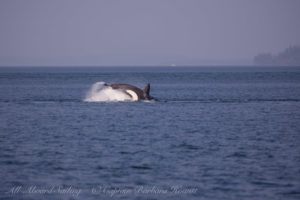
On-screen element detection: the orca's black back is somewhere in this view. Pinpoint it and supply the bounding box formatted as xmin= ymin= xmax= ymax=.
xmin=110 ymin=84 xmax=145 ymax=99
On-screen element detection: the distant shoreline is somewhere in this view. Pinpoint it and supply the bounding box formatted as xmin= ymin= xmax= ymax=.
xmin=0 ymin=65 xmax=300 ymax=68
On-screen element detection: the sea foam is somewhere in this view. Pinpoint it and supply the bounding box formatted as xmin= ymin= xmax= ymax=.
xmin=84 ymin=82 xmax=132 ymax=102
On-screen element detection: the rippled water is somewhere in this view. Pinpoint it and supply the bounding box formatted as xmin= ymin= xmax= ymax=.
xmin=0 ymin=66 xmax=300 ymax=200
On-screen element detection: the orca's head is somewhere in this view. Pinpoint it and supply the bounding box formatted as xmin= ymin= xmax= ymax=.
xmin=143 ymin=83 xmax=155 ymax=101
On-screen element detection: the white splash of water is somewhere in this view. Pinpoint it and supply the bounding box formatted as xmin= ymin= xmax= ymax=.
xmin=84 ymin=82 xmax=132 ymax=102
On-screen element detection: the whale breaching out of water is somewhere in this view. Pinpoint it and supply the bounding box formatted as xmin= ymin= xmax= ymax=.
xmin=106 ymin=83 xmax=155 ymax=101
xmin=84 ymin=82 xmax=155 ymax=102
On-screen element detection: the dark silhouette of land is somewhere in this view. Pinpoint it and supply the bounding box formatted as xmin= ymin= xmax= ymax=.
xmin=254 ymin=46 xmax=300 ymax=66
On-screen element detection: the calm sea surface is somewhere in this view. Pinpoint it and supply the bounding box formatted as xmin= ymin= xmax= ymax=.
xmin=0 ymin=66 xmax=300 ymax=200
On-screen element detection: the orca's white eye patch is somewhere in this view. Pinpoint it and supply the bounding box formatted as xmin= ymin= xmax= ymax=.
xmin=126 ymin=90 xmax=139 ymax=101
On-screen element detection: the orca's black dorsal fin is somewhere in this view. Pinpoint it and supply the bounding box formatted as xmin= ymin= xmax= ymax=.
xmin=143 ymin=83 xmax=150 ymax=95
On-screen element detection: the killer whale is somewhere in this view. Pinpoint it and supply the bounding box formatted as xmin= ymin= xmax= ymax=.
xmin=105 ymin=83 xmax=155 ymax=101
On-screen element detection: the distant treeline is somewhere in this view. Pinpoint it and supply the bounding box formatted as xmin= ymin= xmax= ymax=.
xmin=254 ymin=46 xmax=300 ymax=66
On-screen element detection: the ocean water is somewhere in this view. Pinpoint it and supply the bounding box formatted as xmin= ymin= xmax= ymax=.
xmin=0 ymin=66 xmax=300 ymax=200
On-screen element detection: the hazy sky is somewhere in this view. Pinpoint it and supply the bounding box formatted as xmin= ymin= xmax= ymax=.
xmin=0 ymin=0 xmax=300 ymax=66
